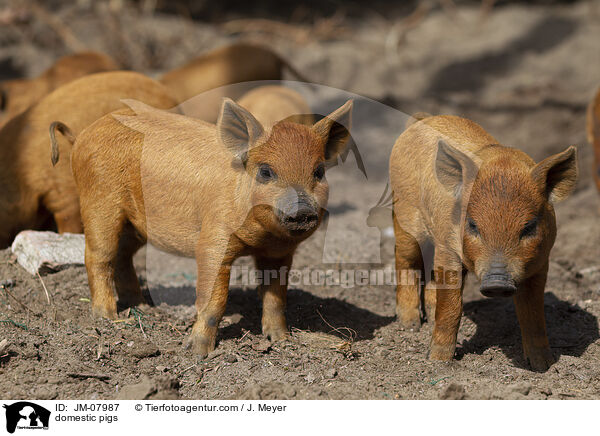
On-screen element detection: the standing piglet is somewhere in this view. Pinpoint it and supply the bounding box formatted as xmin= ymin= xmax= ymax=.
xmin=71 ymin=98 xmax=352 ymax=357
xmin=390 ymin=115 xmax=577 ymax=371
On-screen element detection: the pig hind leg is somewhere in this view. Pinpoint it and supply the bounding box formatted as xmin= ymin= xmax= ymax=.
xmin=393 ymin=214 xmax=425 ymax=331
xmin=82 ymin=206 xmax=128 ymax=319
xmin=114 ymin=222 xmax=146 ymax=310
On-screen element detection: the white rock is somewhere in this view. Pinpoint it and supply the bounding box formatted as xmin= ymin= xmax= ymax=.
xmin=11 ymin=231 xmax=85 ymax=275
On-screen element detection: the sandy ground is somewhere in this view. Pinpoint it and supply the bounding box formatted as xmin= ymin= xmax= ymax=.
xmin=0 ymin=1 xmax=599 ymax=399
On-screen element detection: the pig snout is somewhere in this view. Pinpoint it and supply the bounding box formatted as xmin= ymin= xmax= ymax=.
xmin=276 ymin=189 xmax=319 ymax=233
xmin=480 ymin=260 xmax=517 ymax=298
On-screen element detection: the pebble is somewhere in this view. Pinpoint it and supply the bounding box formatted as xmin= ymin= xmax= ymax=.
xmin=130 ymin=341 xmax=160 ymax=359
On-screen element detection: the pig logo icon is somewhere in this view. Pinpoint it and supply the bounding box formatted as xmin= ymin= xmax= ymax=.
xmin=2 ymin=402 xmax=50 ymax=433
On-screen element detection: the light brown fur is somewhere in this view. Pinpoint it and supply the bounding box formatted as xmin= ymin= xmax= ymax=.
xmin=0 ymin=71 xmax=176 ymax=248
xmin=0 ymin=52 xmax=118 ymax=125
xmin=390 ymin=115 xmax=577 ymax=371
xmin=159 ymin=43 xmax=309 ymax=122
xmin=70 ymin=98 xmax=352 ymax=358
xmin=586 ymin=87 xmax=600 ymax=192
xmin=237 ymin=85 xmax=314 ymax=127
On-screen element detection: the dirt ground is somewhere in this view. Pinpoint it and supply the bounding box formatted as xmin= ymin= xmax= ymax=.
xmin=0 ymin=0 xmax=599 ymax=400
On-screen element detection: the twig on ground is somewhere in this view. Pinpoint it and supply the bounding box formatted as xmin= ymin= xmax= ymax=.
xmin=67 ymin=373 xmax=110 ymax=382
xmin=36 ymin=272 xmax=51 ymax=305
xmin=316 ymin=309 xmax=357 ymax=343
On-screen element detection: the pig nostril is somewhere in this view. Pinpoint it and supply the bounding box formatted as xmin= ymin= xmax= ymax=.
xmin=284 ymin=212 xmax=317 ymax=224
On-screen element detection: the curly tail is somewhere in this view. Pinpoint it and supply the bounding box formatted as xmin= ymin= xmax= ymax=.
xmin=49 ymin=121 xmax=75 ymax=166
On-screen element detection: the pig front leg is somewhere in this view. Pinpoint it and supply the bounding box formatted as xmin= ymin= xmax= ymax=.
xmin=513 ymin=262 xmax=554 ymax=371
xmin=255 ymin=254 xmax=293 ymax=341
xmin=188 ymin=227 xmax=241 ymax=359
xmin=429 ymin=249 xmax=465 ymax=361
xmin=393 ymin=218 xmax=425 ymax=330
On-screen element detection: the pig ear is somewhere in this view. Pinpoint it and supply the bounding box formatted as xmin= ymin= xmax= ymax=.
xmin=312 ymin=100 xmax=353 ymax=162
xmin=435 ymin=139 xmax=477 ymax=197
xmin=531 ymin=146 xmax=578 ymax=203
xmin=217 ymin=98 xmax=264 ymax=161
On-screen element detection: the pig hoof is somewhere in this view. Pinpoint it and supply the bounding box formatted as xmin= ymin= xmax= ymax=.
xmin=397 ymin=308 xmax=421 ymax=331
xmin=91 ymin=304 xmax=117 ymax=320
xmin=263 ymin=326 xmax=290 ymax=342
xmin=525 ymin=348 xmax=555 ymax=372
xmin=428 ymin=343 xmax=455 ymax=361
xmin=185 ymin=334 xmax=216 ymax=359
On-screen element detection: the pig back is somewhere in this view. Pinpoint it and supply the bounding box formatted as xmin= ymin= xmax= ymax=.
xmin=390 ymin=115 xmax=498 ymax=249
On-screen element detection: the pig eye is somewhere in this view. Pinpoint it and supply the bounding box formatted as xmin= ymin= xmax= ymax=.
xmin=257 ymin=163 xmax=276 ymax=183
xmin=520 ymin=218 xmax=538 ymax=239
xmin=467 ymin=217 xmax=479 ymax=236
xmin=314 ymin=164 xmax=325 ymax=181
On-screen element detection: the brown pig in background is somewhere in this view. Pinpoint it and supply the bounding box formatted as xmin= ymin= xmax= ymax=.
xmin=237 ymin=85 xmax=314 ymax=127
xmin=0 ymin=71 xmax=176 ymax=248
xmin=586 ymin=87 xmax=600 ymax=193
xmin=160 ymin=43 xmax=309 ymax=122
xmin=390 ymin=114 xmax=577 ymax=371
xmin=0 ymin=52 xmax=118 ymax=125
xmin=70 ymin=97 xmax=352 ymax=357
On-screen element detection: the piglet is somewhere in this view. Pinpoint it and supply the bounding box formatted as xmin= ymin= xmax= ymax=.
xmin=390 ymin=114 xmax=577 ymax=371
xmin=71 ymin=97 xmax=352 ymax=357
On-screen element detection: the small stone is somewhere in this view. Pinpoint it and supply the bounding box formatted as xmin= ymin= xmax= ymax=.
xmin=439 ymin=383 xmax=466 ymax=400
xmin=0 ymin=339 xmax=9 ymax=355
xmin=130 ymin=341 xmax=160 ymax=359
xmin=156 ymin=366 xmax=167 ymax=373
xmin=11 ymin=231 xmax=85 ymax=275
xmin=305 ymin=373 xmax=316 ymax=383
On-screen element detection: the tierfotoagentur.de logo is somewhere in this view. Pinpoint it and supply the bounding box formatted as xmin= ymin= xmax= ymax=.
xmin=2 ymin=402 xmax=50 ymax=433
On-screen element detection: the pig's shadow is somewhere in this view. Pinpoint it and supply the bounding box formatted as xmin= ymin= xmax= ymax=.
xmin=459 ymin=292 xmax=599 ymax=370
xmin=145 ymin=284 xmax=393 ymax=341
